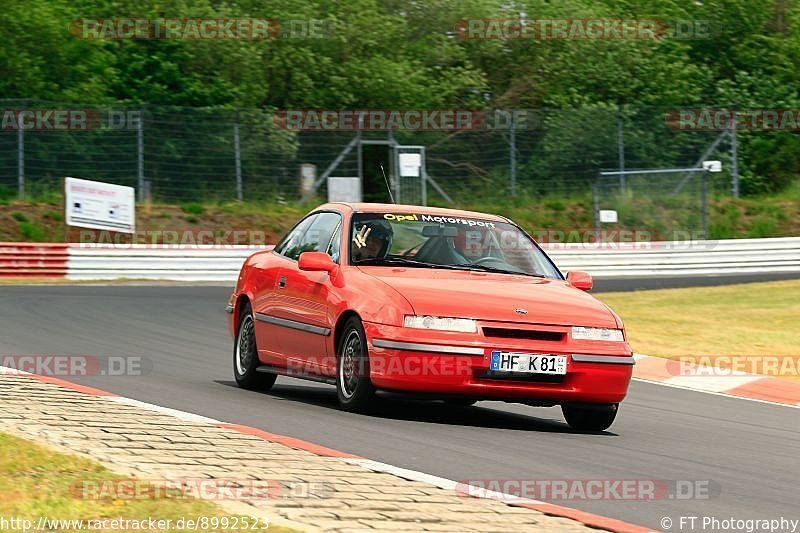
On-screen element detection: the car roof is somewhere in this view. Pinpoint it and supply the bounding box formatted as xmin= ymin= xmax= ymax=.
xmin=317 ymin=202 xmax=509 ymax=222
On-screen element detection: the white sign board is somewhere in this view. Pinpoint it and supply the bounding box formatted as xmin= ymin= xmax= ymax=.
xmin=702 ymin=160 xmax=722 ymax=173
xmin=327 ymin=177 xmax=362 ymax=203
xmin=65 ymin=177 xmax=135 ymax=233
xmin=599 ymin=209 xmax=618 ymax=223
xmin=398 ymin=153 xmax=421 ymax=177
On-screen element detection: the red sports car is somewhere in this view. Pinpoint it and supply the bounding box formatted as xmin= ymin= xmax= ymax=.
xmin=227 ymin=203 xmax=633 ymax=431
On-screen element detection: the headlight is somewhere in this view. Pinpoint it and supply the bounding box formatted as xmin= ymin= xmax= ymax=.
xmin=571 ymin=326 xmax=624 ymax=342
xmin=404 ymin=315 xmax=477 ymax=333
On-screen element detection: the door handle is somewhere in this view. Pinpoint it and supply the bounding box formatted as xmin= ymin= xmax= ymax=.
xmin=277 ymin=276 xmax=287 ymax=288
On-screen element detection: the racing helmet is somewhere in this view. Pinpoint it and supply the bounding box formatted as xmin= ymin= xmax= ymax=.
xmin=357 ymin=219 xmax=394 ymax=258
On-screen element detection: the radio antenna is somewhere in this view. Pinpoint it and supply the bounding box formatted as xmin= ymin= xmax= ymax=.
xmin=380 ymin=164 xmax=396 ymax=204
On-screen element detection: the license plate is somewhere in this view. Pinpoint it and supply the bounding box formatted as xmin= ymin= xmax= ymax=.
xmin=490 ymin=351 xmax=567 ymax=375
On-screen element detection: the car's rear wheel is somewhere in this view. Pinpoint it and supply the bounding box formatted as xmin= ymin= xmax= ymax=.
xmin=233 ymin=302 xmax=276 ymax=390
xmin=562 ymin=403 xmax=618 ymax=432
xmin=336 ymin=316 xmax=376 ymax=412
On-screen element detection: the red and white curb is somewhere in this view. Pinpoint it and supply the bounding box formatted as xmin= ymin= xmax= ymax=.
xmin=0 ymin=367 xmax=651 ymax=533
xmin=6 ymin=357 xmax=799 ymax=531
xmin=633 ymin=354 xmax=800 ymax=408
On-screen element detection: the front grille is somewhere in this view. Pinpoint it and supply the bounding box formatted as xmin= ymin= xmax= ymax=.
xmin=482 ymin=327 xmax=565 ymax=342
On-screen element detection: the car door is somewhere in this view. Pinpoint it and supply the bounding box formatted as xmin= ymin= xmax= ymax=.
xmin=253 ymin=214 xmax=316 ymax=367
xmin=271 ymin=211 xmax=343 ymax=375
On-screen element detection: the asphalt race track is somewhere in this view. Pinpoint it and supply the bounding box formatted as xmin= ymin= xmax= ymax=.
xmin=1 ymin=284 xmax=799 ymax=531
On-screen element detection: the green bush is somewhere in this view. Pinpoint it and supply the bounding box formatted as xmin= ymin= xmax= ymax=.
xmin=11 ymin=211 xmax=29 ymax=223
xmin=19 ymin=222 xmax=46 ymax=242
xmin=181 ymin=203 xmax=205 ymax=215
xmin=0 ymin=185 xmax=14 ymax=203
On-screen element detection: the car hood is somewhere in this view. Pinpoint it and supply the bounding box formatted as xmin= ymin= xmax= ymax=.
xmin=358 ymin=267 xmax=618 ymax=328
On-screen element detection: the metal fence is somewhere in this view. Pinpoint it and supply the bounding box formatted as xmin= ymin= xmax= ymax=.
xmin=0 ymin=99 xmax=741 ymax=207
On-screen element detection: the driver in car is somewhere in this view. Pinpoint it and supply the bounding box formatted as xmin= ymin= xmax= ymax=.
xmin=352 ymin=220 xmax=393 ymax=262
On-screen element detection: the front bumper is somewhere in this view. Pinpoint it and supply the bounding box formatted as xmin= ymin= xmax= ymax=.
xmin=363 ymin=322 xmax=634 ymax=404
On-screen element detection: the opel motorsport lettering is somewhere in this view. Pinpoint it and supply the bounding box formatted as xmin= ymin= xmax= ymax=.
xmin=228 ymin=203 xmax=633 ymax=431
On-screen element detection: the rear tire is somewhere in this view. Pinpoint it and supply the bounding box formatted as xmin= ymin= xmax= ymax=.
xmin=233 ymin=302 xmax=277 ymax=391
xmin=336 ymin=316 xmax=376 ymax=413
xmin=562 ymin=403 xmax=618 ymax=432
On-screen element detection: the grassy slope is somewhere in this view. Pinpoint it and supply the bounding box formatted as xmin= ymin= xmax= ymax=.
xmin=0 ymin=432 xmax=292 ymax=532
xmin=0 ymin=182 xmax=798 ymax=243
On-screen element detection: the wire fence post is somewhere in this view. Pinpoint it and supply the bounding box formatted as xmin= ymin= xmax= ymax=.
xmin=701 ymin=170 xmax=709 ymax=239
xmin=17 ymin=125 xmax=24 ymax=200
xmin=617 ymin=104 xmax=625 ymax=193
xmin=730 ymin=104 xmax=739 ymax=198
xmin=592 ymin=180 xmax=600 ymax=241
xmin=233 ymin=112 xmax=243 ymax=202
xmin=509 ymin=111 xmax=517 ymax=196
xmin=136 ymin=108 xmax=144 ymax=202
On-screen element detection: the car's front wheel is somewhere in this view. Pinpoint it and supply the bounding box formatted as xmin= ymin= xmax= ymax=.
xmin=233 ymin=303 xmax=277 ymax=390
xmin=336 ymin=316 xmax=376 ymax=412
xmin=562 ymin=403 xmax=618 ymax=432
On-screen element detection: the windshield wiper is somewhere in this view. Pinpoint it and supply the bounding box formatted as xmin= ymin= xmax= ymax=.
xmin=355 ymin=257 xmax=546 ymax=278
xmin=353 ymin=257 xmax=465 ymax=269
xmin=452 ymin=263 xmax=547 ymax=278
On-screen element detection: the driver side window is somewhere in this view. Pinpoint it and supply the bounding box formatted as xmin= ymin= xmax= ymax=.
xmin=274 ymin=214 xmax=317 ymax=260
xmin=274 ymin=212 xmax=342 ymax=261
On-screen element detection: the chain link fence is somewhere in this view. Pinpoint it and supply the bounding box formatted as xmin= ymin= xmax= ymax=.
xmin=1 ymin=100 xmax=741 ymax=212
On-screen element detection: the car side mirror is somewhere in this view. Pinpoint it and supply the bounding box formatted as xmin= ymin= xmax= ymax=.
xmin=298 ymin=251 xmax=337 ymax=273
xmin=566 ymin=271 xmax=593 ymax=291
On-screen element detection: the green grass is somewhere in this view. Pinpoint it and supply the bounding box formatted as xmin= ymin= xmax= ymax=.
xmin=0 ymin=432 xmax=294 ymax=533
xmin=19 ymin=222 xmax=46 ymax=242
xmin=597 ymin=280 xmax=800 ymax=359
xmin=180 ymin=202 xmax=205 ymax=215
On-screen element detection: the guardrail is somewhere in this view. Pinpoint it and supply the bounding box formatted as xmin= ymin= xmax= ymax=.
xmin=547 ymin=237 xmax=800 ymax=277
xmin=0 ymin=243 xmax=69 ymax=278
xmin=1 ymin=238 xmax=799 ymax=281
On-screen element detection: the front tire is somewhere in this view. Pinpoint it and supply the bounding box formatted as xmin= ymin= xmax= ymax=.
xmin=562 ymin=403 xmax=618 ymax=432
xmin=336 ymin=316 xmax=376 ymax=412
xmin=233 ymin=303 xmax=277 ymax=390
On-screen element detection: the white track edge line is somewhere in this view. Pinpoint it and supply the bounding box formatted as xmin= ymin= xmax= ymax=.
xmin=107 ymin=396 xmax=222 ymax=423
xmin=632 ymin=377 xmax=800 ymax=409
xmin=344 ymin=458 xmax=547 ymax=506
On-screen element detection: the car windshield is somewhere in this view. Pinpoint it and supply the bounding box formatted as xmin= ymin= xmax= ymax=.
xmin=349 ymin=212 xmax=562 ymax=279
